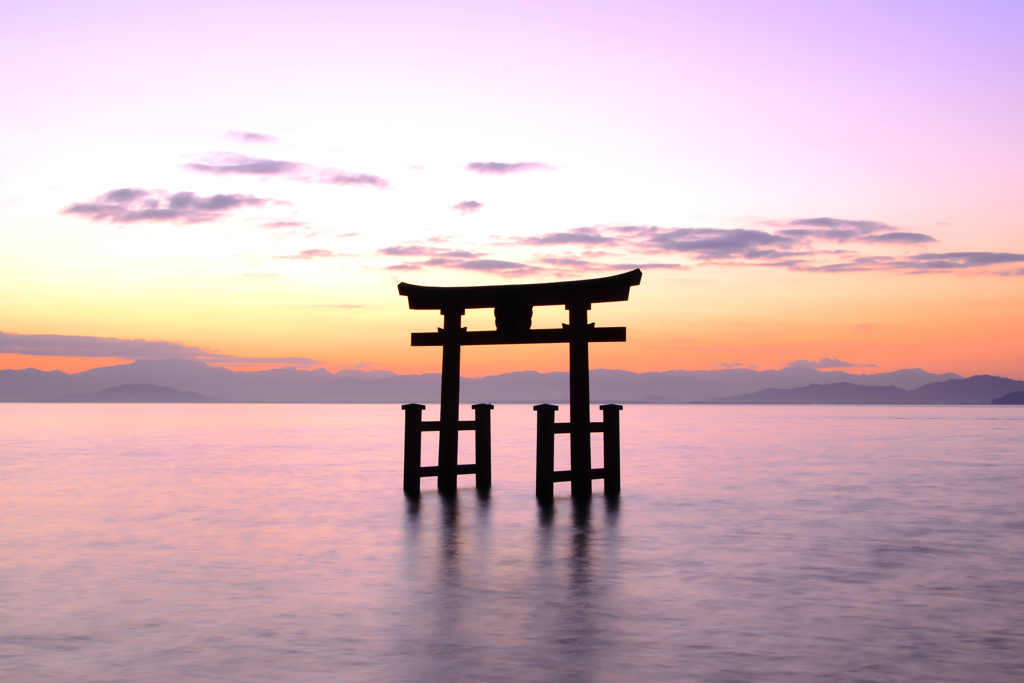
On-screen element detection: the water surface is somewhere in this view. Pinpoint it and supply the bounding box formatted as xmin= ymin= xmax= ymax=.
xmin=2 ymin=404 xmax=1022 ymax=682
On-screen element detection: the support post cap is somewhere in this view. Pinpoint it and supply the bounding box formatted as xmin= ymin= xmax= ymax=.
xmin=402 ymin=403 xmax=426 ymax=411
xmin=533 ymin=403 xmax=559 ymax=412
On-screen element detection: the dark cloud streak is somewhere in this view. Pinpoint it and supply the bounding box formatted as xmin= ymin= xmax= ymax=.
xmin=466 ymin=162 xmax=550 ymax=175
xmin=861 ymin=232 xmax=936 ymax=244
xmin=522 ymin=227 xmax=614 ymax=245
xmin=0 ymin=331 xmax=319 ymax=365
xmin=185 ymin=154 xmax=388 ymax=187
xmin=453 ymin=200 xmax=483 ymax=214
xmin=63 ymin=188 xmax=271 ymax=224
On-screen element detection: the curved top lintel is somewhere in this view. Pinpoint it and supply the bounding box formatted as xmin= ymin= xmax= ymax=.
xmin=398 ymin=269 xmax=642 ymax=311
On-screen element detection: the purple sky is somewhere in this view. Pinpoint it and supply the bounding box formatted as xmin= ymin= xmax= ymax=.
xmin=2 ymin=0 xmax=1023 ymax=376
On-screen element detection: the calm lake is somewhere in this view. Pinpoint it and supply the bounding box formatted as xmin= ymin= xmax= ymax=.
xmin=2 ymin=404 xmax=1022 ymax=682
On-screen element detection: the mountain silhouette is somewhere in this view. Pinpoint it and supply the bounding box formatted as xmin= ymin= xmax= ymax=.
xmin=45 ymin=383 xmax=225 ymax=403
xmin=993 ymin=391 xmax=1024 ymax=405
xmin=718 ymin=375 xmax=1024 ymax=404
xmin=0 ymin=359 xmax=987 ymax=404
xmin=714 ymin=382 xmax=909 ymax=404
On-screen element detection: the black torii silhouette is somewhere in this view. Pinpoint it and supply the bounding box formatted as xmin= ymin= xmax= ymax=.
xmin=399 ymin=268 xmax=642 ymax=499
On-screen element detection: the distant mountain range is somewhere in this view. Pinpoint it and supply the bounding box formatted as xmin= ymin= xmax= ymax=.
xmin=716 ymin=376 xmax=1024 ymax=404
xmin=2 ymin=359 xmax=1021 ymax=404
xmin=993 ymin=391 xmax=1024 ymax=405
xmin=43 ymin=383 xmax=225 ymax=403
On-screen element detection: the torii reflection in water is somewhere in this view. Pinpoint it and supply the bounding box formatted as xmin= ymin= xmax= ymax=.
xmin=401 ymin=493 xmax=620 ymax=681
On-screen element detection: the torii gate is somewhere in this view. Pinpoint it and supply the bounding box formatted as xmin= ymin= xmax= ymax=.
xmin=398 ymin=268 xmax=642 ymax=499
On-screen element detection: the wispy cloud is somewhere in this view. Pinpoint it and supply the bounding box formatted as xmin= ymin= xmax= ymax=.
xmin=0 ymin=331 xmax=319 ymax=366
xmin=782 ymin=217 xmax=896 ymax=234
xmin=378 ymin=245 xmax=482 ymax=258
xmin=63 ymin=188 xmax=272 ymax=224
xmin=455 ymin=259 xmax=540 ymax=274
xmin=188 ymin=155 xmax=300 ymax=175
xmin=905 ymin=252 xmax=1024 ymax=268
xmin=264 ymin=220 xmax=308 ymax=229
xmin=860 ymin=232 xmax=936 ymax=244
xmin=521 ymin=227 xmax=615 ymax=245
xmin=466 ymin=161 xmax=550 ymax=175
xmin=609 ymin=262 xmax=683 ymax=270
xmin=185 ymin=153 xmax=388 ymax=187
xmin=226 ymin=131 xmax=278 ymax=143
xmin=638 ymin=227 xmax=796 ymax=259
xmin=786 ymin=358 xmax=877 ymax=369
xmin=536 ymin=256 xmax=682 ymax=271
xmin=453 ymin=200 xmax=483 ymax=214
xmin=378 ymin=216 xmax=1018 ymax=278
xmin=275 ymin=249 xmax=350 ymax=260
xmin=500 ymin=219 xmax=1016 ymax=274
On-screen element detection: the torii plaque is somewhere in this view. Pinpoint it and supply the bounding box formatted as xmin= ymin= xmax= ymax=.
xmin=398 ymin=268 xmax=642 ymax=498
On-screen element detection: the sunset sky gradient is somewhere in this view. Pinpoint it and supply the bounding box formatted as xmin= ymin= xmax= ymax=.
xmin=2 ymin=0 xmax=1022 ymax=377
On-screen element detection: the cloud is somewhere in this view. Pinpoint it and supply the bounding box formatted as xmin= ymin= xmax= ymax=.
xmin=380 ymin=219 xmax=1021 ymax=279
xmin=793 ymin=252 xmax=1024 ymax=273
xmin=906 ymin=252 xmax=1024 ymax=268
xmin=227 ymin=131 xmax=278 ymax=143
xmin=455 ymin=259 xmax=540 ymax=274
xmin=186 ymin=154 xmax=300 ymax=175
xmin=378 ymin=245 xmax=481 ymax=258
xmin=0 ymin=331 xmax=319 ymax=366
xmin=510 ymin=222 xmax=1016 ymax=274
xmin=784 ymin=217 xmax=896 ymax=235
xmin=63 ymin=188 xmax=271 ymax=224
xmin=860 ymin=232 xmax=937 ymax=244
xmin=776 ymin=228 xmax=861 ymax=242
xmin=453 ymin=200 xmax=483 ymax=214
xmin=466 ymin=161 xmax=550 ymax=175
xmin=640 ymin=227 xmax=797 ymax=259
xmin=322 ymin=171 xmax=388 ymax=186
xmin=275 ymin=249 xmax=350 ymax=260
xmin=521 ymin=227 xmax=615 ymax=245
xmin=185 ymin=153 xmax=388 ymax=187
xmin=609 ymin=262 xmax=683 ymax=270
xmin=264 ymin=220 xmax=308 ymax=229
xmin=537 ymin=257 xmax=598 ymax=269
xmin=786 ymin=358 xmax=877 ymax=369
xmin=536 ymin=257 xmax=682 ymax=272
xmin=773 ymin=219 xmax=939 ymax=247
xmin=385 ymin=263 xmax=422 ymax=271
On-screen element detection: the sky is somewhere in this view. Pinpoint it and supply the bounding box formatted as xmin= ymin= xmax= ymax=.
xmin=2 ymin=0 xmax=1022 ymax=378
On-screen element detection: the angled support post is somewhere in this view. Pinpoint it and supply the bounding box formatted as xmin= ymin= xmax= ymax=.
xmin=473 ymin=403 xmax=494 ymax=490
xmin=534 ymin=404 xmax=558 ymax=500
xmin=403 ymin=403 xmax=426 ymax=495
xmin=600 ymin=404 xmax=622 ymax=496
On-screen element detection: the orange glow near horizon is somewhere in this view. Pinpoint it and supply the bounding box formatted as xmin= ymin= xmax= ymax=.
xmin=5 ymin=263 xmax=1022 ymax=380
